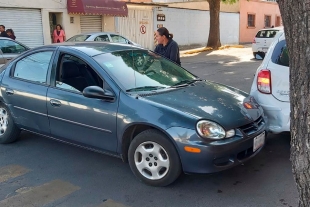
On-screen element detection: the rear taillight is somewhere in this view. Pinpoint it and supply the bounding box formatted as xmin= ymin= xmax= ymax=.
xmin=257 ymin=69 xmax=271 ymax=94
xmin=252 ymin=37 xmax=256 ymax=43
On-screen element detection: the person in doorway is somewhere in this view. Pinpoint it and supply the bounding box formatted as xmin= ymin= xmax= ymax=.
xmin=6 ymin=29 xmax=16 ymax=40
xmin=154 ymin=27 xmax=181 ymax=66
xmin=0 ymin=25 xmax=10 ymax=38
xmin=53 ymin=24 xmax=66 ymax=43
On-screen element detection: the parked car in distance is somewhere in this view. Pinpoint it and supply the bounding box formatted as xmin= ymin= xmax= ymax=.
xmin=0 ymin=37 xmax=29 ymax=67
xmin=252 ymin=26 xmax=283 ymax=59
xmin=0 ymin=42 xmax=266 ymax=186
xmin=66 ymin=32 xmax=141 ymax=47
xmin=250 ymin=30 xmax=289 ymax=133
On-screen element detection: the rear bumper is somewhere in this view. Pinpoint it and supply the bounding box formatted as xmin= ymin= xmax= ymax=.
xmin=166 ymin=126 xmax=266 ymax=174
xmin=252 ymin=45 xmax=268 ymax=53
xmin=250 ymin=91 xmax=290 ymax=133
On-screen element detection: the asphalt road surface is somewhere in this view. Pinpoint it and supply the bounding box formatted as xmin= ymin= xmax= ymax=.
xmin=0 ymin=46 xmax=299 ymax=207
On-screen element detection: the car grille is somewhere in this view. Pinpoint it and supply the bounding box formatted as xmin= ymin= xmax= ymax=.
xmin=239 ymin=116 xmax=265 ymax=136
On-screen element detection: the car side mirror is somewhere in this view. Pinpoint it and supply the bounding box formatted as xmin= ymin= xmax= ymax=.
xmin=83 ymin=86 xmax=115 ymax=101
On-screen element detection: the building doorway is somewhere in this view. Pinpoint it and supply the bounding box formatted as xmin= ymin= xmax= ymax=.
xmin=49 ymin=13 xmax=63 ymax=43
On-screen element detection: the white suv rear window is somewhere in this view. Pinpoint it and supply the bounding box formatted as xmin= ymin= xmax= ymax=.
xmin=256 ymin=30 xmax=279 ymax=38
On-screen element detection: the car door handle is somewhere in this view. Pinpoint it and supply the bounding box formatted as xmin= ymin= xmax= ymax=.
xmin=6 ymin=58 xmax=12 ymax=61
xmin=5 ymin=88 xmax=14 ymax=95
xmin=50 ymin=99 xmax=61 ymax=107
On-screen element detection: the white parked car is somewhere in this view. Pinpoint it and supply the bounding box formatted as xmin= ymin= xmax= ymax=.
xmin=252 ymin=27 xmax=283 ymax=59
xmin=250 ymin=30 xmax=289 ymax=133
xmin=67 ymin=32 xmax=141 ymax=47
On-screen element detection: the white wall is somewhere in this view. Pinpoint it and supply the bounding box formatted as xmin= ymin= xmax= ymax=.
xmin=0 ymin=0 xmax=69 ymax=45
xmin=220 ymin=12 xmax=239 ymax=45
xmin=154 ymin=7 xmax=239 ymax=47
xmin=0 ymin=0 xmax=66 ymax=9
xmin=117 ymin=6 xmax=154 ymax=50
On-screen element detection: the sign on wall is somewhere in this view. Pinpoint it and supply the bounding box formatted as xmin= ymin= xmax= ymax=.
xmin=157 ymin=14 xmax=165 ymax=21
xmin=140 ymin=25 xmax=146 ymax=34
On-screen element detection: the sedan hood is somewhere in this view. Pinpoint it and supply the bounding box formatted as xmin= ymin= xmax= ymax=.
xmin=142 ymin=81 xmax=262 ymax=129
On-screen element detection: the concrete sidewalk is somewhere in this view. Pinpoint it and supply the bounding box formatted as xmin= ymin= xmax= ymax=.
xmin=180 ymin=44 xmax=252 ymax=56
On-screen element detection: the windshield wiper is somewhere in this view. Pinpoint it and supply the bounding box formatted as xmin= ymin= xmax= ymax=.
xmin=126 ymin=86 xmax=166 ymax=92
xmin=171 ymin=79 xmax=202 ymax=88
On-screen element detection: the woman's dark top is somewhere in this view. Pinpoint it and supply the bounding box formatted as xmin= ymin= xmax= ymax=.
xmin=154 ymin=39 xmax=181 ymax=66
xmin=8 ymin=34 xmax=16 ymax=40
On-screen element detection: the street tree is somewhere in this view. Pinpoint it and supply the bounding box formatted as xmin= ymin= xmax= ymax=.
xmin=206 ymin=0 xmax=237 ymax=49
xmin=277 ymin=0 xmax=310 ymax=206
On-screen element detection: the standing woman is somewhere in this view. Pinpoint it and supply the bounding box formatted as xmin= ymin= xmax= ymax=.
xmin=154 ymin=27 xmax=181 ymax=66
xmin=53 ymin=24 xmax=66 ymax=43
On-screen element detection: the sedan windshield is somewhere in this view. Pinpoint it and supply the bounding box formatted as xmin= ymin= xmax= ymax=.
xmin=94 ymin=50 xmax=197 ymax=91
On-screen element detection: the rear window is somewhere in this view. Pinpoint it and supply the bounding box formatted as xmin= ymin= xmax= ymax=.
xmin=271 ymin=40 xmax=289 ymax=67
xmin=256 ymin=30 xmax=279 ymax=38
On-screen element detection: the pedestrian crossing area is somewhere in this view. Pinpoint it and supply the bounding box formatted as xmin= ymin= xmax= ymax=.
xmin=0 ymin=165 xmax=130 ymax=207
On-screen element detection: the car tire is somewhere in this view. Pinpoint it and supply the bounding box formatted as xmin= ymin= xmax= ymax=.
xmin=0 ymin=103 xmax=20 ymax=144
xmin=259 ymin=52 xmax=265 ymax=59
xmin=128 ymin=129 xmax=182 ymax=187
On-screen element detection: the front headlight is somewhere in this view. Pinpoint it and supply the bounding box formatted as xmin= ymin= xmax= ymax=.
xmin=196 ymin=120 xmax=225 ymax=139
xmin=196 ymin=120 xmax=235 ymax=139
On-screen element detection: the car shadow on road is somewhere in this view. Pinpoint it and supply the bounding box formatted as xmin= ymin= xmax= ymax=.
xmin=3 ymin=131 xmax=297 ymax=207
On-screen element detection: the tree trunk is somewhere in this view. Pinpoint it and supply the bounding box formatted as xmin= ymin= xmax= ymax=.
xmin=277 ymin=0 xmax=310 ymax=206
xmin=207 ymin=0 xmax=221 ymax=49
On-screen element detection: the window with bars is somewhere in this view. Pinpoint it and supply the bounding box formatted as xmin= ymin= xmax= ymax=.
xmin=248 ymin=14 xmax=255 ymax=27
xmin=265 ymin=15 xmax=271 ymax=27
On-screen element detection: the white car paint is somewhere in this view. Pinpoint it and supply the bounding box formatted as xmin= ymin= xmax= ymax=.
xmin=250 ymin=30 xmax=290 ymax=133
xmin=67 ymin=32 xmax=141 ymax=47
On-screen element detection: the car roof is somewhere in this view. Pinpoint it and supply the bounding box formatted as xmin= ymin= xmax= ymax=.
xmin=279 ymin=31 xmax=285 ymax=41
xmin=39 ymin=42 xmax=145 ymax=57
xmin=74 ymin=32 xmax=120 ymax=36
xmin=259 ymin=26 xmax=284 ymax=31
xmin=0 ymin=37 xmax=13 ymax=40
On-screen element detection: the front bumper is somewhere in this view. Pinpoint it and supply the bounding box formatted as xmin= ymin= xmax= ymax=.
xmin=166 ymin=125 xmax=266 ymax=174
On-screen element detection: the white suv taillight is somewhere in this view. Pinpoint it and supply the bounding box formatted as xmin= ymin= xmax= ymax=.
xmin=257 ymin=69 xmax=271 ymax=94
xmin=252 ymin=37 xmax=256 ymax=44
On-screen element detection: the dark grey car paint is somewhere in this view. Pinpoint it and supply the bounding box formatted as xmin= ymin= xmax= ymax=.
xmin=0 ymin=49 xmax=55 ymax=135
xmin=0 ymin=42 xmax=266 ymax=174
xmin=46 ymin=48 xmax=119 ymax=153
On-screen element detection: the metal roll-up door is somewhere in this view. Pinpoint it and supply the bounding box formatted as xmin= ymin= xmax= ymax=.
xmin=0 ymin=8 xmax=43 ymax=48
xmin=80 ymin=16 xmax=103 ymax=33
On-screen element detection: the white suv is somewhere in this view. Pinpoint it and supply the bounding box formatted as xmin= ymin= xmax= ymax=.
xmin=250 ymin=30 xmax=290 ymax=133
xmin=252 ymin=27 xmax=283 ymax=59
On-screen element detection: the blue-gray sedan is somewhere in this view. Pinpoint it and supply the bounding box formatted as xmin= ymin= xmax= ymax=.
xmin=0 ymin=42 xmax=266 ymax=186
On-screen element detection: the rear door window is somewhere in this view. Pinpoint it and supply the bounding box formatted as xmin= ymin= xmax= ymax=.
xmin=0 ymin=39 xmax=27 ymax=54
xmin=256 ymin=30 xmax=279 ymax=38
xmin=110 ymin=35 xmax=128 ymax=44
xmin=94 ymin=35 xmax=110 ymax=42
xmin=271 ymin=40 xmax=289 ymax=67
xmin=13 ymin=51 xmax=53 ymax=83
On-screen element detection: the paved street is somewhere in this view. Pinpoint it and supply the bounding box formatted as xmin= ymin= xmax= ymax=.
xmin=0 ymin=46 xmax=299 ymax=207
